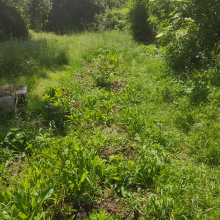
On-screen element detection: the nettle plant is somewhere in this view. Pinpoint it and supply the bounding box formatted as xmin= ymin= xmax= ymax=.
xmin=91 ymin=47 xmax=122 ymax=89
xmin=42 ymin=87 xmax=80 ymax=127
xmin=149 ymin=0 xmax=220 ymax=73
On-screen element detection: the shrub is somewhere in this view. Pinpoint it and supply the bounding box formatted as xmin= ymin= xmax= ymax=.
xmin=98 ymin=0 xmax=128 ymax=9
xmin=149 ymin=0 xmax=220 ymax=72
xmin=129 ymin=0 xmax=154 ymax=43
xmin=94 ymin=8 xmax=129 ymax=31
xmin=48 ymin=0 xmax=102 ymax=33
xmin=0 ymin=1 xmax=28 ymax=40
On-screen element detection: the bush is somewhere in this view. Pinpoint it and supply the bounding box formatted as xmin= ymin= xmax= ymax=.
xmin=149 ymin=0 xmax=220 ymax=72
xmin=129 ymin=0 xmax=154 ymax=43
xmin=98 ymin=0 xmax=128 ymax=10
xmin=94 ymin=8 xmax=129 ymax=31
xmin=48 ymin=0 xmax=102 ymax=33
xmin=0 ymin=1 xmax=28 ymax=40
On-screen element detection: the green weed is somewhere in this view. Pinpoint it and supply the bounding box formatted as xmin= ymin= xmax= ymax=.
xmin=0 ymin=30 xmax=220 ymax=219
xmin=0 ymin=39 xmax=69 ymax=84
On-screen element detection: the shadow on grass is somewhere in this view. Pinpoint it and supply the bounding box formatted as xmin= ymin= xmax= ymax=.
xmin=0 ymin=93 xmax=68 ymax=160
xmin=0 ymin=37 xmax=70 ymax=146
xmin=0 ymin=38 xmax=69 ymax=86
xmin=0 ymin=111 xmax=13 ymax=142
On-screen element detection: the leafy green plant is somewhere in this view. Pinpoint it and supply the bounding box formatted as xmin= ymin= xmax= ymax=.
xmin=138 ymin=44 xmax=164 ymax=57
xmin=94 ymin=8 xmax=129 ymax=31
xmin=149 ymin=0 xmax=220 ymax=72
xmin=90 ymin=47 xmax=122 ymax=89
xmin=84 ymin=209 xmax=121 ymax=220
xmin=0 ymin=186 xmax=54 ymax=220
xmin=42 ymin=86 xmax=80 ymax=128
xmin=2 ymin=128 xmax=29 ymax=152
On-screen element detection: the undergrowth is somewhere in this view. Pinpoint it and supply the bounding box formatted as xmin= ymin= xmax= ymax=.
xmin=0 ymin=31 xmax=219 ymax=219
xmin=0 ymin=38 xmax=69 ymax=86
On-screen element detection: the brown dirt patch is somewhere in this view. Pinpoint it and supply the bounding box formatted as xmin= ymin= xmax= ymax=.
xmin=112 ymin=80 xmax=127 ymax=92
xmin=100 ymin=124 xmax=127 ymax=138
xmin=100 ymin=148 xmax=118 ymax=160
xmin=100 ymin=145 xmax=136 ymax=161
xmin=75 ymin=203 xmax=93 ymax=220
xmin=53 ymin=201 xmax=93 ymax=220
xmin=112 ymin=81 xmax=123 ymax=91
xmin=95 ymin=195 xmax=131 ymax=219
xmin=9 ymin=161 xmax=23 ymax=175
xmin=121 ymin=147 xmax=136 ymax=159
xmin=83 ymin=67 xmax=97 ymax=76
xmin=53 ymin=189 xmax=152 ymax=220
xmin=73 ymin=74 xmax=84 ymax=80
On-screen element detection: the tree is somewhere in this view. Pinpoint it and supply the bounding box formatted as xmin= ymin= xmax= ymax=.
xmin=129 ymin=0 xmax=154 ymax=43
xmin=149 ymin=0 xmax=220 ymax=72
xmin=2 ymin=0 xmax=52 ymax=31
xmin=48 ymin=0 xmax=101 ymax=33
xmin=0 ymin=0 xmax=28 ymax=40
xmin=28 ymin=0 xmax=52 ymax=30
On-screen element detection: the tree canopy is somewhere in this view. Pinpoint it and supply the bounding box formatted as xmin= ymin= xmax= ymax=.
xmin=0 ymin=0 xmax=28 ymax=40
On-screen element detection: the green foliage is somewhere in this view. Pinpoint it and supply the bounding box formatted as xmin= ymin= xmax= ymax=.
xmin=84 ymin=210 xmax=121 ymax=219
xmin=83 ymin=46 xmax=125 ymax=89
xmin=2 ymin=128 xmax=29 ymax=152
xmin=91 ymin=47 xmax=122 ymax=89
xmin=98 ymin=0 xmax=129 ymax=10
xmin=129 ymin=0 xmax=154 ymax=43
xmin=149 ymin=0 xmax=220 ymax=72
xmin=0 ymin=0 xmax=28 ymax=40
xmin=1 ymin=31 xmax=220 ymax=219
xmin=42 ymin=87 xmax=79 ymax=129
xmin=2 ymin=0 xmax=131 ymax=33
xmin=0 ymin=186 xmax=54 ymax=220
xmin=94 ymin=8 xmax=129 ymax=31
xmin=48 ymin=0 xmax=102 ymax=33
xmin=28 ymin=0 xmax=52 ymax=30
xmin=0 ymin=39 xmax=69 ymax=78
xmin=87 ymin=0 xmax=131 ymax=32
xmin=4 ymin=0 xmax=53 ymax=31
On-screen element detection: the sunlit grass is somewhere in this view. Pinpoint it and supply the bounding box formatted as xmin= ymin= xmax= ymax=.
xmin=0 ymin=30 xmax=220 ymax=219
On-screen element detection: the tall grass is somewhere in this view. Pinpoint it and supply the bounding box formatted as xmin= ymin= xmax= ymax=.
xmin=0 ymin=38 xmax=69 ymax=84
xmin=0 ymin=31 xmax=220 ymax=219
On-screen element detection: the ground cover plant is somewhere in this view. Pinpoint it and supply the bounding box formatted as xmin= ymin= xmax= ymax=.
xmin=0 ymin=30 xmax=220 ymax=219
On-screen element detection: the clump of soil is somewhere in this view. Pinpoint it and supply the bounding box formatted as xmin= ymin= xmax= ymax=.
xmin=95 ymin=195 xmax=131 ymax=219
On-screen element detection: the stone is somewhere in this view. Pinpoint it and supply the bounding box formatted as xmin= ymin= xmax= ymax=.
xmin=0 ymin=91 xmax=14 ymax=111
xmin=0 ymin=85 xmax=28 ymax=111
xmin=15 ymin=85 xmax=27 ymax=106
xmin=0 ymin=85 xmax=16 ymax=95
xmin=16 ymin=86 xmax=27 ymax=98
